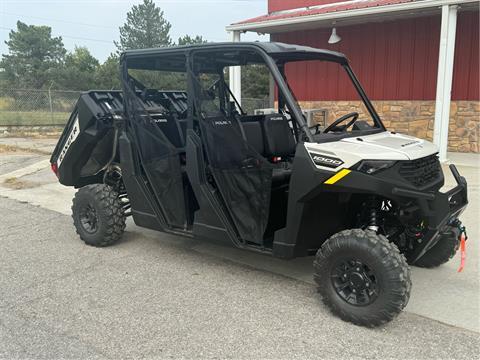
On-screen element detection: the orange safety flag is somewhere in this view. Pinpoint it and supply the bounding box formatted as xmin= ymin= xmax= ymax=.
xmin=457 ymin=233 xmax=467 ymax=273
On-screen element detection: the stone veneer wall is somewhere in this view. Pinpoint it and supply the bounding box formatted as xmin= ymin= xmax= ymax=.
xmin=299 ymin=101 xmax=480 ymax=153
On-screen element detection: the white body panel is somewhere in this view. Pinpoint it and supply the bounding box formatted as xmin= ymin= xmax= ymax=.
xmin=305 ymin=131 xmax=438 ymax=172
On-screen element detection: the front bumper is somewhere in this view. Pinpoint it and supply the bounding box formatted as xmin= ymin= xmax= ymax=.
xmin=404 ymin=164 xmax=468 ymax=263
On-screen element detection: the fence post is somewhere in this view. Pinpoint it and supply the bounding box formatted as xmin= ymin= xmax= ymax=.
xmin=48 ymin=84 xmax=54 ymax=124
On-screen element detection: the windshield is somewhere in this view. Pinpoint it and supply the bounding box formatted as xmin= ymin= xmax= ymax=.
xmin=279 ymin=58 xmax=384 ymax=136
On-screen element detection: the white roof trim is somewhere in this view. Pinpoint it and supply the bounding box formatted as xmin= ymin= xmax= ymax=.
xmin=226 ymin=0 xmax=478 ymax=32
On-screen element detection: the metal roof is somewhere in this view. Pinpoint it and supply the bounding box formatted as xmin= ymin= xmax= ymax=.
xmin=234 ymin=0 xmax=414 ymax=26
xmin=226 ymin=0 xmax=478 ymax=33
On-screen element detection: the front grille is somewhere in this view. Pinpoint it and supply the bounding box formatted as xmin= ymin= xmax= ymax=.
xmin=399 ymin=154 xmax=441 ymax=187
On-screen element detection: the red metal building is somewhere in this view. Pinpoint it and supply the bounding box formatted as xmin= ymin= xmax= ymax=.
xmin=227 ymin=0 xmax=480 ymax=157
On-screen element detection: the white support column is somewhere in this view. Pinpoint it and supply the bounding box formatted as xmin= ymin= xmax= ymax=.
xmin=433 ymin=5 xmax=458 ymax=162
xmin=229 ymin=30 xmax=242 ymax=105
xmin=269 ymin=73 xmax=275 ymax=108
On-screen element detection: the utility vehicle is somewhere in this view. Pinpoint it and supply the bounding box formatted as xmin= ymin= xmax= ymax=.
xmin=51 ymin=42 xmax=468 ymax=327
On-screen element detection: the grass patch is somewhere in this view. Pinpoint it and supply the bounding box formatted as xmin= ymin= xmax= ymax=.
xmin=0 ymin=111 xmax=69 ymax=126
xmin=0 ymin=144 xmax=22 ymax=153
xmin=3 ymin=177 xmax=38 ymax=190
xmin=0 ymin=143 xmax=51 ymax=155
xmin=3 ymin=131 xmax=62 ymax=139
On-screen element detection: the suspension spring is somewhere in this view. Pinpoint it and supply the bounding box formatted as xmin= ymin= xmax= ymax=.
xmin=366 ymin=197 xmax=380 ymax=232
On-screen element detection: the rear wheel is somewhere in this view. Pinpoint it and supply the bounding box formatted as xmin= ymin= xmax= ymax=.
xmin=72 ymin=184 xmax=126 ymax=247
xmin=413 ymin=227 xmax=460 ymax=268
xmin=314 ymin=229 xmax=411 ymax=327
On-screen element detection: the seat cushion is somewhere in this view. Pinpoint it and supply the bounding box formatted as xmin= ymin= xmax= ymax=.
xmin=272 ymin=167 xmax=291 ymax=185
xmin=271 ymin=163 xmax=292 ymax=186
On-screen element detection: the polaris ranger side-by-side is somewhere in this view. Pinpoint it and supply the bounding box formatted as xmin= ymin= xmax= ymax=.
xmin=51 ymin=43 xmax=468 ymax=327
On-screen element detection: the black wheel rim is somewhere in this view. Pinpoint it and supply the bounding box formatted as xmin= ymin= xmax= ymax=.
xmin=79 ymin=203 xmax=98 ymax=234
xmin=331 ymin=259 xmax=378 ymax=306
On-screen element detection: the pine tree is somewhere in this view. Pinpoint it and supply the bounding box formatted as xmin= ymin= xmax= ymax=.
xmin=115 ymin=0 xmax=172 ymax=51
xmin=0 ymin=21 xmax=66 ymax=88
xmin=177 ymin=35 xmax=206 ymax=46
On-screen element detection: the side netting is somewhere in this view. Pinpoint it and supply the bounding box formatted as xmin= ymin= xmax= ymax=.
xmin=122 ymin=79 xmax=187 ymax=229
xmin=193 ymin=76 xmax=273 ymax=244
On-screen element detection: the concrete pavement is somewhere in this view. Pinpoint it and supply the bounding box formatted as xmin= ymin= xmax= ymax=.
xmin=1 ymin=197 xmax=479 ymax=359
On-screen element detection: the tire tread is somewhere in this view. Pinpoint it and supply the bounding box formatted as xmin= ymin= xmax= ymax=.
xmin=72 ymin=184 xmax=126 ymax=247
xmin=313 ymin=229 xmax=411 ymax=327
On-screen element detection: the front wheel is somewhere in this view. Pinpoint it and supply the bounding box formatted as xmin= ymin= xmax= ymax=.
xmin=314 ymin=229 xmax=411 ymax=327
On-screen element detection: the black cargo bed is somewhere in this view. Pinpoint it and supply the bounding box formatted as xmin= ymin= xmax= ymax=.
xmin=50 ymin=90 xmax=187 ymax=187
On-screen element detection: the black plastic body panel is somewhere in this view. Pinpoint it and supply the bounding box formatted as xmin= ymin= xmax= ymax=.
xmin=273 ymin=145 xmax=334 ymax=258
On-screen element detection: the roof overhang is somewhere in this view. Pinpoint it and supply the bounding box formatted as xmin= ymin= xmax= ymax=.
xmin=226 ymin=0 xmax=479 ymax=34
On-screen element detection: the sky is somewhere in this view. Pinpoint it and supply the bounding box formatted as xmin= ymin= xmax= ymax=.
xmin=0 ymin=0 xmax=268 ymax=62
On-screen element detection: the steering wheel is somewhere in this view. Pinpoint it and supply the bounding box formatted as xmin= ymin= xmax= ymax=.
xmin=324 ymin=112 xmax=359 ymax=133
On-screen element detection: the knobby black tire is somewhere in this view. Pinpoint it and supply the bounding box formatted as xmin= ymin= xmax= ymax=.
xmin=72 ymin=184 xmax=126 ymax=247
xmin=414 ymin=227 xmax=460 ymax=268
xmin=314 ymin=229 xmax=411 ymax=327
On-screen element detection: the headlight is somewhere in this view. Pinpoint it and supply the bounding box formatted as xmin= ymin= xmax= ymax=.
xmin=354 ymin=160 xmax=396 ymax=174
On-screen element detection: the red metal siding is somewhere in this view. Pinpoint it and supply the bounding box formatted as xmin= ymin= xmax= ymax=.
xmin=452 ymin=11 xmax=479 ymax=100
xmin=272 ymin=12 xmax=479 ymax=101
xmin=269 ymin=1 xmax=344 ymax=13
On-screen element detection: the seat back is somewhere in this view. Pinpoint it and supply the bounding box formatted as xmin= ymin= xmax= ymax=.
xmin=242 ymin=121 xmax=265 ymax=155
xmin=202 ymin=115 xmax=246 ymax=167
xmin=261 ymin=114 xmax=296 ymax=157
xmin=149 ymin=113 xmax=185 ymax=149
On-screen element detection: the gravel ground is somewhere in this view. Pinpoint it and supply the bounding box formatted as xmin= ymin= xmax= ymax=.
xmin=0 ymin=197 xmax=479 ymax=359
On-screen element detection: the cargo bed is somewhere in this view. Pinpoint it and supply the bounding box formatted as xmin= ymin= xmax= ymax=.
xmin=50 ymin=90 xmax=187 ymax=187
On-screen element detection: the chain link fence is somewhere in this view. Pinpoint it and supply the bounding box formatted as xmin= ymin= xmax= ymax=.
xmin=241 ymin=97 xmax=271 ymax=114
xmin=0 ymin=88 xmax=271 ymax=127
xmin=0 ymin=89 xmax=81 ymax=126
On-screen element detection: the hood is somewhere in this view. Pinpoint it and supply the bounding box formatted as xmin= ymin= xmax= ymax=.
xmin=304 ymin=131 xmax=438 ymax=172
xmin=341 ymin=132 xmax=438 ymax=160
